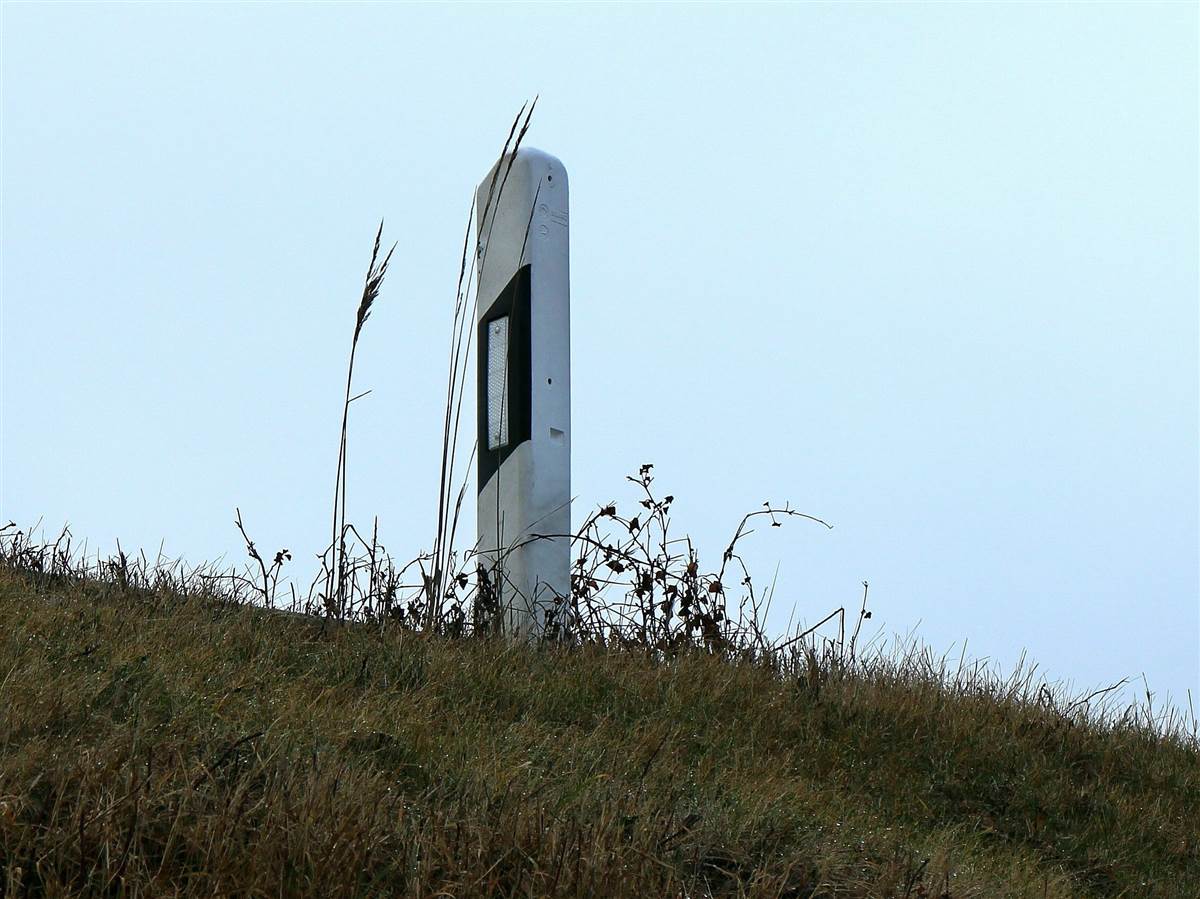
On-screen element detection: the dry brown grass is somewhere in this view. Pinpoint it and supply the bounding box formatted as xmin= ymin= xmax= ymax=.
xmin=1 ymin=560 xmax=1197 ymax=898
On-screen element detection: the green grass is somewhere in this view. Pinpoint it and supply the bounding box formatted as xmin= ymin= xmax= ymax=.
xmin=1 ymin=564 xmax=1197 ymax=897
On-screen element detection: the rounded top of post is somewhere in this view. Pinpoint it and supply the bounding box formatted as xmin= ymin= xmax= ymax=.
xmin=474 ymin=146 xmax=569 ymax=277
xmin=511 ymin=146 xmax=561 ymax=167
xmin=477 ymin=147 xmax=568 ymax=200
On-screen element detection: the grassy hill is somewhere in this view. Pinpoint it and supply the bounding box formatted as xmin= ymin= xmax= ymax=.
xmin=1 ymin=562 xmax=1197 ymax=898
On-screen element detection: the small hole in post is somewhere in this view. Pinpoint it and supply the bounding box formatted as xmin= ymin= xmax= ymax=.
xmin=547 ymin=377 xmax=553 ymax=385
xmin=547 ymin=174 xmax=553 ymax=182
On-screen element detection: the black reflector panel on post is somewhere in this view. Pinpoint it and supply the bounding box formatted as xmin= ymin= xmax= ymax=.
xmin=477 ymin=264 xmax=531 ymax=488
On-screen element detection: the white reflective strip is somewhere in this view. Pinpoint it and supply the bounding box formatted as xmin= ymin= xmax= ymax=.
xmin=486 ymin=316 xmax=510 ymax=450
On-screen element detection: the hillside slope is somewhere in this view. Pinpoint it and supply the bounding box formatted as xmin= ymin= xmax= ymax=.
xmin=1 ymin=565 xmax=1197 ymax=898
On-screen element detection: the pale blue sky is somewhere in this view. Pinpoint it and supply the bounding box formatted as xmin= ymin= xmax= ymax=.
xmin=2 ymin=3 xmax=1196 ymax=705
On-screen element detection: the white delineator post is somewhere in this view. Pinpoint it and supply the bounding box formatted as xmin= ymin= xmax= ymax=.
xmin=475 ymin=148 xmax=571 ymax=638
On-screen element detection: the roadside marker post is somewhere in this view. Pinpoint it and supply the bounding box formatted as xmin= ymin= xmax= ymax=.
xmin=475 ymin=148 xmax=571 ymax=638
